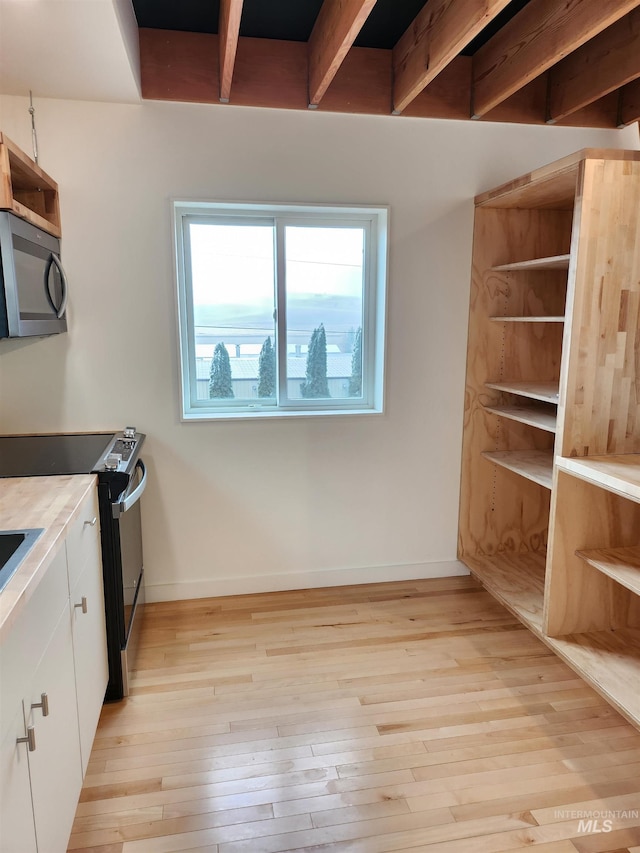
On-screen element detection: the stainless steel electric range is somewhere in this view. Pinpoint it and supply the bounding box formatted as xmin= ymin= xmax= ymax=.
xmin=0 ymin=427 xmax=147 ymax=700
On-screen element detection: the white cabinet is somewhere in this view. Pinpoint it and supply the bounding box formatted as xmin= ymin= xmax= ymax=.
xmin=67 ymin=490 xmax=108 ymax=774
xmin=0 ymin=487 xmax=108 ymax=853
xmin=0 ymin=706 xmax=37 ymax=853
xmin=23 ymin=606 xmax=83 ymax=853
xmin=0 ymin=545 xmax=70 ymax=853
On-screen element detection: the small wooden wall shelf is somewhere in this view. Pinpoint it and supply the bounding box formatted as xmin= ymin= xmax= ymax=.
xmin=459 ymin=149 xmax=640 ymax=729
xmin=0 ymin=132 xmax=61 ymax=237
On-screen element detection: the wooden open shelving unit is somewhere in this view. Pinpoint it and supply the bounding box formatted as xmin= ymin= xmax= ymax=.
xmin=458 ymin=149 xmax=640 ymax=729
xmin=0 ymin=132 xmax=61 ymax=237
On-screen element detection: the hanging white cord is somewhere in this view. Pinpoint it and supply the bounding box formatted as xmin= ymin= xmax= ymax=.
xmin=28 ymin=91 xmax=39 ymax=164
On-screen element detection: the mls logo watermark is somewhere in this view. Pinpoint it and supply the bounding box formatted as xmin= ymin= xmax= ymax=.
xmin=554 ymin=809 xmax=639 ymax=834
xmin=576 ymin=818 xmax=613 ymax=834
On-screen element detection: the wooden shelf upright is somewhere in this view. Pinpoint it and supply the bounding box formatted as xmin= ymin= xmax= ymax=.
xmin=458 ymin=148 xmax=640 ymax=728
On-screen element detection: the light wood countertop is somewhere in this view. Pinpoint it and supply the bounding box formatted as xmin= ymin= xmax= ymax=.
xmin=0 ymin=475 xmax=97 ymax=639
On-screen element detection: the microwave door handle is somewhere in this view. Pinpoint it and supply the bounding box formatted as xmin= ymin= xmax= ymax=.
xmin=112 ymin=459 xmax=147 ymax=519
xmin=47 ymin=252 xmax=69 ymax=320
xmin=47 ymin=253 xmax=69 ymax=319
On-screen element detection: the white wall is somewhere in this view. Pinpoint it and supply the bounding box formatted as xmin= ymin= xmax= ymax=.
xmin=1 ymin=95 xmax=638 ymax=600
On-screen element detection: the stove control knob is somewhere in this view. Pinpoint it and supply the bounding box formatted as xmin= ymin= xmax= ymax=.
xmin=104 ymin=453 xmax=121 ymax=471
xmin=124 ymin=426 xmax=136 ymax=439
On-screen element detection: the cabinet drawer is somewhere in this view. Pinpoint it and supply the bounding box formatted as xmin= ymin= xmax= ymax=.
xmin=0 ymin=546 xmax=68 ymax=730
xmin=65 ymin=489 xmax=100 ymax=593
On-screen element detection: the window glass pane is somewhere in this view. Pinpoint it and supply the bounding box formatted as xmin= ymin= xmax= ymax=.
xmin=189 ymin=222 xmax=276 ymax=402
xmin=285 ymin=226 xmax=365 ymax=401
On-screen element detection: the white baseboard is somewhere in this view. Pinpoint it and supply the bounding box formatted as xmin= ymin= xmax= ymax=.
xmin=144 ymin=559 xmax=470 ymax=603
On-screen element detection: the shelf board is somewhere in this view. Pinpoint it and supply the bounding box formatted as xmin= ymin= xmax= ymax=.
xmin=556 ymin=455 xmax=640 ymax=504
xmin=576 ymin=545 xmax=640 ymax=597
xmin=484 ymin=405 xmax=557 ymax=433
xmin=482 ymin=450 xmax=554 ymax=489
xmin=461 ymin=552 xmax=546 ymax=636
xmin=547 ymin=628 xmax=640 ymax=728
xmin=464 ymin=551 xmax=640 ymax=727
xmin=491 ymin=254 xmax=570 ymax=271
xmin=486 ymin=380 xmax=560 ymax=404
xmin=490 ymin=316 xmax=564 ymax=323
xmin=463 ymin=551 xmax=640 ymax=727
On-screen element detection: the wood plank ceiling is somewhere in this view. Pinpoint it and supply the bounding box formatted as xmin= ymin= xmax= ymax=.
xmin=133 ymin=0 xmax=640 ymax=129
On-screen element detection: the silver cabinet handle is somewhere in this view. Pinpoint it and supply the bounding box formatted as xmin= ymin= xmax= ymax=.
xmin=17 ymin=726 xmax=36 ymax=752
xmin=31 ymin=693 xmax=49 ymax=717
xmin=74 ymin=596 xmax=88 ymax=614
xmin=84 ymin=517 xmax=97 ymax=527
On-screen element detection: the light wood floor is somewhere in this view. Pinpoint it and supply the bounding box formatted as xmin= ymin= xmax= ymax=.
xmin=68 ymin=576 xmax=640 ymax=853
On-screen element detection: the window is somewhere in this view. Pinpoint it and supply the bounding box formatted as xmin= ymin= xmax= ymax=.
xmin=173 ymin=201 xmax=388 ymax=419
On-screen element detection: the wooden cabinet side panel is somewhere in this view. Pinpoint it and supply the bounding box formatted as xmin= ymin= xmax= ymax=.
xmin=458 ymin=208 xmax=572 ymax=560
xmin=545 ymin=470 xmax=640 ymax=635
xmin=0 ymin=139 xmax=13 ymax=211
xmin=559 ymin=159 xmax=640 ymax=457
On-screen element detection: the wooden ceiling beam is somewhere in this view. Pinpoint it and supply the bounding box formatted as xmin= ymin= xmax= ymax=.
xmin=137 ymin=29 xmax=622 ymax=128
xmin=472 ymin=0 xmax=640 ymax=118
xmin=547 ymin=8 xmax=640 ymax=122
xmin=619 ymin=77 xmax=640 ymax=125
xmin=308 ymin=0 xmax=377 ymax=107
xmin=219 ymin=0 xmax=244 ymax=102
xmin=392 ymin=0 xmax=510 ymax=115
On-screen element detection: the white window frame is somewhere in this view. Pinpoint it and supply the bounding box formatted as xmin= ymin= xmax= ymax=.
xmin=173 ymin=200 xmax=388 ymax=420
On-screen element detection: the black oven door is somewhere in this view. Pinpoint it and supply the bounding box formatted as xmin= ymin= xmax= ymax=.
xmin=101 ymin=459 xmax=147 ymax=700
xmin=114 ymin=460 xmax=146 ymax=644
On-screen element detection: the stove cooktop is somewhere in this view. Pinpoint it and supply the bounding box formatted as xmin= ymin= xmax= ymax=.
xmin=0 ymin=429 xmax=143 ymax=478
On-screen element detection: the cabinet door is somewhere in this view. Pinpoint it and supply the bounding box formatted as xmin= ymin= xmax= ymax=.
xmin=71 ymin=553 xmax=108 ymax=776
xmin=24 ymin=605 xmax=82 ymax=853
xmin=0 ymin=547 xmax=69 ymax=730
xmin=0 ymin=706 xmax=38 ymax=853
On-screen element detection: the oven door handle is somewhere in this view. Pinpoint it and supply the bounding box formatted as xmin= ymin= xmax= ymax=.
xmin=112 ymin=459 xmax=147 ymax=519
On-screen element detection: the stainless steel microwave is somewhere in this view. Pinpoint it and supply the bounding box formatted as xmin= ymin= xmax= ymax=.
xmin=0 ymin=211 xmax=68 ymax=338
